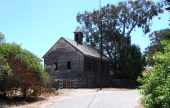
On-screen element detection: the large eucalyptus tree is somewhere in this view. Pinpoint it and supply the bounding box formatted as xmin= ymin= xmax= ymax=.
xmin=77 ymin=0 xmax=163 ymax=60
xmin=77 ymin=0 xmax=163 ymax=82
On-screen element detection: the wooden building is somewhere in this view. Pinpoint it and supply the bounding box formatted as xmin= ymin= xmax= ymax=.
xmin=43 ymin=27 xmax=110 ymax=88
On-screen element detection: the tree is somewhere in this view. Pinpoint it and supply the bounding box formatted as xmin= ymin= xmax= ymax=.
xmin=144 ymin=29 xmax=170 ymax=66
xmin=0 ymin=32 xmax=5 ymax=43
xmin=138 ymin=40 xmax=170 ymax=108
xmin=165 ymin=0 xmax=170 ymax=11
xmin=0 ymin=55 xmax=12 ymax=99
xmin=0 ymin=42 xmax=49 ymax=98
xmin=77 ymin=0 xmax=164 ymax=48
xmin=76 ymin=0 xmax=161 ymax=82
xmin=114 ymin=44 xmax=146 ymax=82
xmin=77 ymin=0 xmax=163 ymax=60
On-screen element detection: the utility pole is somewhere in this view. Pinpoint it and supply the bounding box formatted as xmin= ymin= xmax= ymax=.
xmin=99 ymin=0 xmax=103 ymax=90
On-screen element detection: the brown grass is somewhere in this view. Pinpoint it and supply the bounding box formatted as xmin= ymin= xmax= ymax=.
xmin=0 ymin=91 xmax=60 ymax=108
xmin=39 ymin=92 xmax=59 ymax=99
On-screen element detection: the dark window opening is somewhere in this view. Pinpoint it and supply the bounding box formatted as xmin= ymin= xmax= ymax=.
xmin=54 ymin=63 xmax=58 ymax=70
xmin=67 ymin=62 xmax=71 ymax=70
xmin=75 ymin=34 xmax=78 ymax=42
xmin=89 ymin=62 xmax=92 ymax=70
xmin=96 ymin=63 xmax=99 ymax=71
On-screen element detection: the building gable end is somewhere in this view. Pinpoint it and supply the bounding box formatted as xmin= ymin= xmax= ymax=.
xmin=42 ymin=37 xmax=84 ymax=58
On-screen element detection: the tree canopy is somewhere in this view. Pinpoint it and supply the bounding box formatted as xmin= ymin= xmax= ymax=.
xmin=76 ymin=0 xmax=163 ymax=82
xmin=0 ymin=32 xmax=5 ymax=43
xmin=77 ymin=0 xmax=164 ymax=61
xmin=77 ymin=0 xmax=164 ymax=48
xmin=0 ymin=38 xmax=49 ymax=98
xmin=144 ymin=29 xmax=170 ymax=66
xmin=165 ymin=0 xmax=170 ymax=11
xmin=113 ymin=44 xmax=146 ymax=82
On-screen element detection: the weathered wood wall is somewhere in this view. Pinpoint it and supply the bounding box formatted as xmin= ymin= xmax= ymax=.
xmin=44 ymin=38 xmax=110 ymax=88
xmin=44 ymin=39 xmax=84 ymax=81
xmin=84 ymin=56 xmax=110 ymax=88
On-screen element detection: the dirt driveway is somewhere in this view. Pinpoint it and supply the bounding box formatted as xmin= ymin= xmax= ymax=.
xmin=10 ymin=88 xmax=144 ymax=108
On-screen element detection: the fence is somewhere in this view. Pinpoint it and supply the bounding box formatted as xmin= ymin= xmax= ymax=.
xmin=111 ymin=79 xmax=134 ymax=88
xmin=52 ymin=79 xmax=86 ymax=89
xmin=59 ymin=80 xmax=76 ymax=89
xmin=52 ymin=79 xmax=134 ymax=88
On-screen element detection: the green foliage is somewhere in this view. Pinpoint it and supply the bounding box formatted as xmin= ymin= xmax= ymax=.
xmin=138 ymin=40 xmax=170 ymax=108
xmin=77 ymin=0 xmax=163 ymax=83
xmin=0 ymin=32 xmax=5 ymax=43
xmin=77 ymin=0 xmax=164 ymax=47
xmin=112 ymin=44 xmax=146 ymax=84
xmin=144 ymin=29 xmax=170 ymax=66
xmin=165 ymin=0 xmax=170 ymax=11
xmin=0 ymin=41 xmax=49 ymax=97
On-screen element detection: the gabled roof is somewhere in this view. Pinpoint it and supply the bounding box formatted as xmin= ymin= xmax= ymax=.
xmin=43 ymin=37 xmax=109 ymax=60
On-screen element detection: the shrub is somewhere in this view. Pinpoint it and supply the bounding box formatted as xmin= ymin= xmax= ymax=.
xmin=138 ymin=40 xmax=170 ymax=108
xmin=0 ymin=43 xmax=50 ymax=98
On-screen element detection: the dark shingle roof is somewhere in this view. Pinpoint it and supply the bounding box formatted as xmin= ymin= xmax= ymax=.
xmin=63 ymin=37 xmax=108 ymax=60
xmin=43 ymin=37 xmax=109 ymax=60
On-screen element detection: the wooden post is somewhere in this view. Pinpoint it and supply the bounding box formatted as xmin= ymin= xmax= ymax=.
xmin=66 ymin=80 xmax=67 ymax=88
xmin=74 ymin=80 xmax=76 ymax=89
xmin=70 ymin=80 xmax=71 ymax=88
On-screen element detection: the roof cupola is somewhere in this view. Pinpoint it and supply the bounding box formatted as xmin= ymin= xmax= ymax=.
xmin=73 ymin=27 xmax=83 ymax=44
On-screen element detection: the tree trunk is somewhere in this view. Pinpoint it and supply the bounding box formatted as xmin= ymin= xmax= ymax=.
xmin=22 ymin=86 xmax=27 ymax=98
xmin=2 ymin=89 xmax=7 ymax=99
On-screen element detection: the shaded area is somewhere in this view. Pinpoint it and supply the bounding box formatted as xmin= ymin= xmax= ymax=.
xmin=0 ymin=96 xmax=45 ymax=108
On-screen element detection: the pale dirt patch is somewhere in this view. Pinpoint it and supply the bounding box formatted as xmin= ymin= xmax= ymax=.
xmin=6 ymin=88 xmax=144 ymax=108
xmin=137 ymin=98 xmax=144 ymax=108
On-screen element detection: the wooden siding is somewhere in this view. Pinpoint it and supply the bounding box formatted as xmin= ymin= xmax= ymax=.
xmin=44 ymin=39 xmax=84 ymax=80
xmin=84 ymin=56 xmax=110 ymax=88
xmin=44 ymin=38 xmax=110 ymax=88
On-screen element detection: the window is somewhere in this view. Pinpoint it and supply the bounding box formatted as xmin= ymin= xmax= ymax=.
xmin=54 ymin=63 xmax=58 ymax=70
xmin=96 ymin=63 xmax=99 ymax=71
xmin=89 ymin=62 xmax=92 ymax=70
xmin=67 ymin=62 xmax=71 ymax=70
xmin=75 ymin=34 xmax=78 ymax=42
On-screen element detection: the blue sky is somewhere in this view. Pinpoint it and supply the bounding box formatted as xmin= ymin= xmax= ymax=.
xmin=0 ymin=0 xmax=169 ymax=61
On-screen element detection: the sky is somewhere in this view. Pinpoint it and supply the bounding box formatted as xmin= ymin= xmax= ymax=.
xmin=0 ymin=0 xmax=169 ymax=61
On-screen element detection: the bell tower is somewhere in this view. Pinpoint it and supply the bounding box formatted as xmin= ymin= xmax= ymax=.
xmin=73 ymin=27 xmax=83 ymax=44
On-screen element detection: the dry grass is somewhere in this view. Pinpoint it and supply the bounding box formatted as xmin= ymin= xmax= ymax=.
xmin=0 ymin=91 xmax=59 ymax=108
xmin=39 ymin=92 xmax=59 ymax=99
